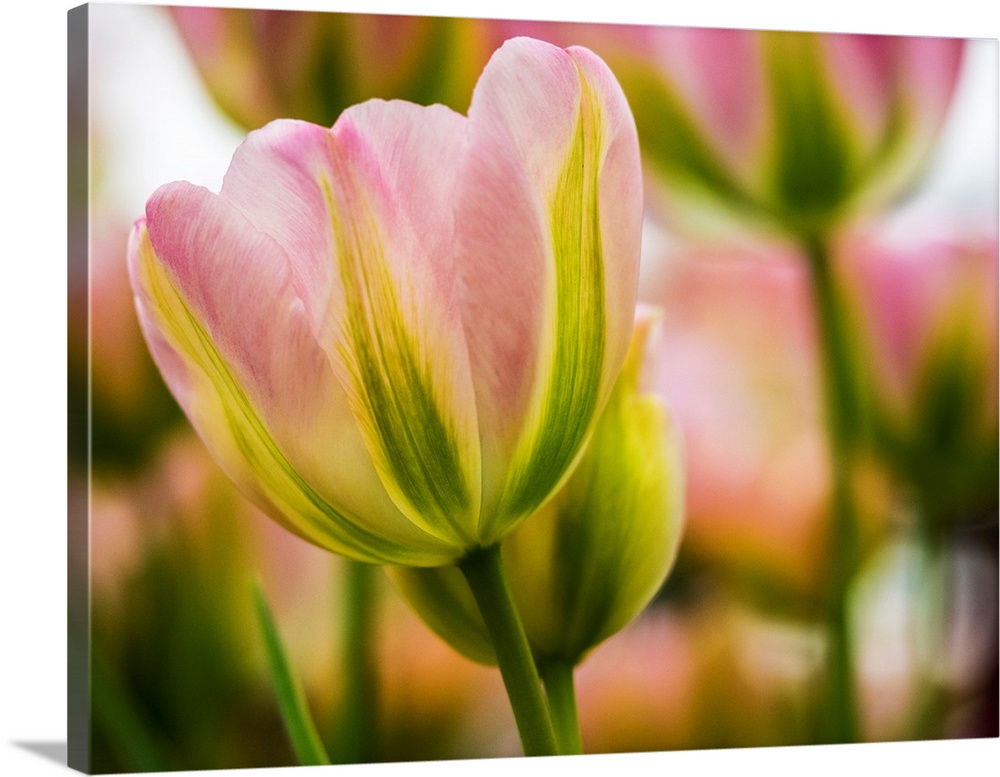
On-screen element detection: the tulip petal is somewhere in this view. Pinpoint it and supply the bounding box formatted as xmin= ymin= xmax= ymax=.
xmin=830 ymin=35 xmax=965 ymax=211
xmin=319 ymin=103 xmax=482 ymax=545
xmin=210 ymin=115 xmax=483 ymax=547
xmin=614 ymin=59 xmax=760 ymax=217
xmin=609 ymin=27 xmax=766 ymax=216
xmin=455 ymin=37 xmax=642 ymax=540
xmin=130 ymin=185 xmax=461 ymax=566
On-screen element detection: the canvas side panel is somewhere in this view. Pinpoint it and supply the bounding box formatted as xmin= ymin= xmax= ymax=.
xmin=67 ymin=4 xmax=91 ymax=774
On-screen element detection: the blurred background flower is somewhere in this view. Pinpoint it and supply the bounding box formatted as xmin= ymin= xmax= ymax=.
xmin=842 ymin=221 xmax=998 ymax=534
xmin=619 ymin=29 xmax=964 ymax=238
xmin=168 ymin=7 xmax=484 ymax=127
xmin=639 ymin=240 xmax=833 ymax=610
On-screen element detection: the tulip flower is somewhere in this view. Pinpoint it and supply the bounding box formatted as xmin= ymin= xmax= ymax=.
xmin=130 ymin=37 xmax=641 ymax=757
xmin=842 ymin=225 xmax=998 ymax=531
xmin=390 ymin=309 xmax=685 ymax=751
xmin=607 ymin=28 xmax=963 ymax=236
xmin=128 ymin=35 xmax=642 ymax=567
xmin=169 ymin=7 xmax=485 ymax=129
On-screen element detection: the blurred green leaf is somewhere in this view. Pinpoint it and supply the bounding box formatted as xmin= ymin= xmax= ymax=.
xmin=91 ymin=641 xmax=177 ymax=773
xmin=253 ymin=579 xmax=331 ymax=766
xmin=764 ymin=33 xmax=854 ymax=230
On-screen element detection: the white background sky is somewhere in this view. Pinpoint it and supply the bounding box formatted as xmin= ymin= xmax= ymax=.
xmin=1 ymin=2 xmax=998 ymax=777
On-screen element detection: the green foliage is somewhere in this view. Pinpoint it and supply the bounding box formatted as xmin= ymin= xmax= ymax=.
xmin=253 ymin=581 xmax=331 ymax=766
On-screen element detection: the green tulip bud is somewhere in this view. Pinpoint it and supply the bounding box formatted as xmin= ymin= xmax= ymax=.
xmin=390 ymin=307 xmax=685 ymax=667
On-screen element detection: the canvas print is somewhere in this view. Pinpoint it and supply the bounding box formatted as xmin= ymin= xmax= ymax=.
xmin=67 ymin=3 xmax=998 ymax=773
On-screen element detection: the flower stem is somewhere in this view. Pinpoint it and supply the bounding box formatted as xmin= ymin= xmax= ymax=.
xmin=332 ymin=559 xmax=379 ymax=764
xmin=802 ymin=232 xmax=863 ymax=743
xmin=803 ymin=233 xmax=866 ymax=448
xmin=909 ymin=531 xmax=951 ymax=740
xmin=540 ymin=659 xmax=583 ymax=755
xmin=459 ymin=545 xmax=559 ymax=756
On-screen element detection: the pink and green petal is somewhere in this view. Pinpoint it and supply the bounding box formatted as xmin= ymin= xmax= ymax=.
xmin=207 ymin=113 xmax=483 ymax=546
xmin=640 ymin=27 xmax=767 ymax=181
xmin=130 ymin=188 xmax=461 ymax=566
xmin=318 ymin=101 xmax=483 ymax=545
xmin=453 ymin=37 xmax=642 ymax=540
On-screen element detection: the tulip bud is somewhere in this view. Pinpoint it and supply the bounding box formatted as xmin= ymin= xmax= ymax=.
xmin=391 ymin=309 xmax=686 ymax=666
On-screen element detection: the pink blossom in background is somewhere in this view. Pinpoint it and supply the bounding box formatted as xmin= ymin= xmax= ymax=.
xmin=638 ymin=219 xmax=996 ymax=602
xmin=843 ymin=224 xmax=998 ymax=431
xmin=842 ymin=221 xmax=998 ymax=525
xmin=640 ymin=242 xmax=833 ymax=603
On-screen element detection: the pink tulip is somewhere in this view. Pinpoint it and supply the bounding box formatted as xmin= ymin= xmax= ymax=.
xmin=128 ymin=38 xmax=642 ymax=567
xmin=841 ymin=223 xmax=998 ymax=522
xmin=843 ymin=226 xmax=998 ymax=429
xmin=623 ymin=29 xmax=962 ymax=225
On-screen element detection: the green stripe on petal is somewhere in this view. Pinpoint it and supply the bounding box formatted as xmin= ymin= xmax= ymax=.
xmin=320 ymin=167 xmax=478 ymax=547
xmin=135 ymin=229 xmax=452 ymax=566
xmin=489 ymin=68 xmax=607 ymax=538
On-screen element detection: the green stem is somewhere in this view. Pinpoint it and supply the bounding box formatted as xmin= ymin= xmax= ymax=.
xmin=540 ymin=659 xmax=583 ymax=755
xmin=802 ymin=233 xmax=863 ymax=743
xmin=459 ymin=545 xmax=559 ymax=756
xmin=332 ymin=559 xmax=379 ymax=764
xmin=909 ymin=526 xmax=952 ymax=740
xmin=803 ymin=233 xmax=866 ymax=447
